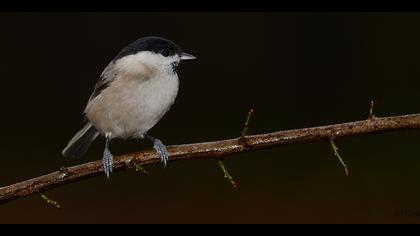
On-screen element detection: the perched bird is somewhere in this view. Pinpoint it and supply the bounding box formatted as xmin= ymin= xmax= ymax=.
xmin=62 ymin=36 xmax=196 ymax=178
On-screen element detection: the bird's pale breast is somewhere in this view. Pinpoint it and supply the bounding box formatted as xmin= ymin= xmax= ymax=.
xmin=85 ymin=72 xmax=179 ymax=139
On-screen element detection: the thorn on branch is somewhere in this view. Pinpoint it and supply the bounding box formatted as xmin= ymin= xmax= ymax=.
xmin=125 ymin=159 xmax=149 ymax=174
xmin=239 ymin=108 xmax=255 ymax=145
xmin=368 ymin=100 xmax=376 ymax=120
xmin=217 ymin=159 xmax=238 ymax=189
xmin=40 ymin=193 xmax=61 ymax=209
xmin=329 ymin=139 xmax=349 ymax=177
xmin=132 ymin=162 xmax=149 ymax=174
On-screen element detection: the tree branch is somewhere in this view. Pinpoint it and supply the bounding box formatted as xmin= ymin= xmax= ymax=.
xmin=2 ymin=113 xmax=420 ymax=205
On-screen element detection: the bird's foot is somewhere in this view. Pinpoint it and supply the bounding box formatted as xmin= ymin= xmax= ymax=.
xmin=153 ymin=138 xmax=169 ymax=167
xmin=144 ymin=135 xmax=169 ymax=167
xmin=102 ymin=147 xmax=113 ymax=179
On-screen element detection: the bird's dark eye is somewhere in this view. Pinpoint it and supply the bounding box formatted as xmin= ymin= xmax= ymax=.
xmin=161 ymin=48 xmax=170 ymax=57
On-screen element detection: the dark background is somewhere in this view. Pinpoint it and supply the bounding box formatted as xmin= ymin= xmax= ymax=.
xmin=1 ymin=12 xmax=420 ymax=223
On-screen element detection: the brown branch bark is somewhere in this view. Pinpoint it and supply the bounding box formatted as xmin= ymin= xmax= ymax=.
xmin=1 ymin=113 xmax=420 ymax=205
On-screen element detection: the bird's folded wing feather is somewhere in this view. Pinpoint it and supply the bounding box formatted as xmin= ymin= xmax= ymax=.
xmin=87 ymin=62 xmax=118 ymax=102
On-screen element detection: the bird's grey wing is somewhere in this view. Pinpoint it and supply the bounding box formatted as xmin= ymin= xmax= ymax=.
xmin=88 ymin=62 xmax=118 ymax=102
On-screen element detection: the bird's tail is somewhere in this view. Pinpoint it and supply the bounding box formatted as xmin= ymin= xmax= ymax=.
xmin=62 ymin=123 xmax=99 ymax=158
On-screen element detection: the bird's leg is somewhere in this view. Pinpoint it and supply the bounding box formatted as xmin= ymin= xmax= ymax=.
xmin=102 ymin=133 xmax=113 ymax=179
xmin=143 ymin=134 xmax=169 ymax=167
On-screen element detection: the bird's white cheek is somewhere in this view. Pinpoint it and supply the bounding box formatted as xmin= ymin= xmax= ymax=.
xmin=115 ymin=55 xmax=156 ymax=78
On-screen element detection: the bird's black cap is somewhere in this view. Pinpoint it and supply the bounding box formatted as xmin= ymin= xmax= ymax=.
xmin=113 ymin=36 xmax=182 ymax=61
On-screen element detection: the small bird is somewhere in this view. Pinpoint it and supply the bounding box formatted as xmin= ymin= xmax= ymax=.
xmin=62 ymin=36 xmax=196 ymax=178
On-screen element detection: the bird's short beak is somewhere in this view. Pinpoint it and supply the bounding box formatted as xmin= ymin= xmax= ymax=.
xmin=180 ymin=52 xmax=197 ymax=60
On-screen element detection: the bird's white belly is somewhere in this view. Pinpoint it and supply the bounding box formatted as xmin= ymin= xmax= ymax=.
xmin=85 ymin=73 xmax=179 ymax=139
